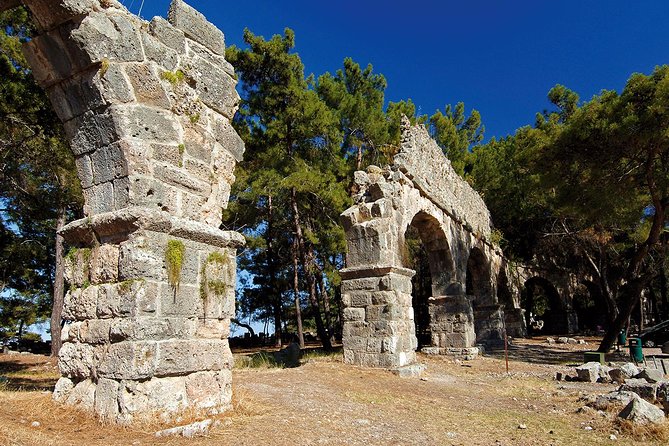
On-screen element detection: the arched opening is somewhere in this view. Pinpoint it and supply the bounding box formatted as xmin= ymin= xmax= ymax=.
xmin=467 ymin=248 xmax=504 ymax=345
xmin=466 ymin=248 xmax=493 ymax=306
xmin=497 ymin=267 xmax=527 ymax=337
xmin=522 ymin=277 xmax=566 ymax=335
xmin=402 ymin=211 xmax=453 ymax=349
xmin=573 ymin=280 xmax=608 ymax=333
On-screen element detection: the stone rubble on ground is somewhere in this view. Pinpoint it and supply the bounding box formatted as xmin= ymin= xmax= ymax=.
xmin=570 ymin=360 xmax=669 ymax=425
xmin=618 ymin=395 xmax=666 ymax=425
xmin=154 ymin=419 xmax=214 ymax=438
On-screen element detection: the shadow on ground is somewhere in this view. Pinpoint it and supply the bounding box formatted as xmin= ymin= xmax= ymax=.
xmin=0 ymin=356 xmax=58 ymax=391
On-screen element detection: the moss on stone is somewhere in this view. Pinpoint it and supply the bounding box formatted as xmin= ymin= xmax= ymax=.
xmin=160 ymin=69 xmax=186 ymax=85
xmin=200 ymin=251 xmax=232 ymax=299
xmin=99 ymin=58 xmax=110 ymax=77
xmin=165 ymin=239 xmax=186 ymax=290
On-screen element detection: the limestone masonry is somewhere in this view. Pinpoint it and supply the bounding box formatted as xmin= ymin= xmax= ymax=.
xmin=13 ymin=0 xmax=244 ymax=422
xmin=340 ymin=117 xmax=523 ymax=370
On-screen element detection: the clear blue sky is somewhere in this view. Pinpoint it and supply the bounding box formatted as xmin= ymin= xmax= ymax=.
xmin=131 ymin=0 xmax=669 ymax=139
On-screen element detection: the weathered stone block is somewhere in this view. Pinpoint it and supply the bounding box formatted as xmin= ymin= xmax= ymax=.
xmin=112 ymin=104 xmax=182 ymax=144
xmin=188 ymin=54 xmax=239 ymax=118
xmin=75 ymin=154 xmax=94 ymax=189
xmin=78 ymin=319 xmax=111 ymax=344
xmin=183 ymin=127 xmax=213 ymax=163
xmin=125 ymin=63 xmax=171 ymax=108
xmin=98 ymin=63 xmax=136 ymax=104
xmin=97 ymin=279 xmax=158 ymax=318
xmin=343 ymin=308 xmax=365 ymax=322
xmin=213 ymin=117 xmax=245 ymax=162
xmin=95 ymin=378 xmax=121 ymax=419
xmin=344 ymin=292 xmax=372 ymax=307
xmin=118 ymin=233 xmax=167 ymax=282
xmin=22 ymin=29 xmax=86 ymax=87
xmin=98 ymin=341 xmax=158 ymax=380
xmin=54 ymin=377 xmax=96 ymax=408
xmin=64 ymin=110 xmax=118 ymax=156
xmin=196 ymin=319 xmax=230 ymax=339
xmin=71 ymin=12 xmax=144 ymax=64
xmin=149 ymin=16 xmax=186 ymax=52
xmin=185 ymin=371 xmax=220 ymax=409
xmin=89 ymin=244 xmax=120 ymax=284
xmin=152 ymin=143 xmax=183 ymax=168
xmin=63 ymin=286 xmax=98 ymax=321
xmin=155 ymin=339 xmax=232 ymax=376
xmin=58 ymin=342 xmax=95 ymax=379
xmin=109 ymin=317 xmax=196 ymax=342
xmin=341 ymin=277 xmax=382 ymax=293
xmin=23 ymin=0 xmax=102 ymax=31
xmin=141 ymin=32 xmax=179 ymax=71
xmin=119 ymin=376 xmax=187 ymax=415
xmin=159 ymin=283 xmax=201 ymax=317
xmin=153 ymin=162 xmax=211 ymax=196
xmin=168 ymin=0 xmax=225 ymax=55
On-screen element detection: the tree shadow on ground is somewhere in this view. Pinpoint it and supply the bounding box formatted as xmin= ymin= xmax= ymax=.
xmin=485 ymin=343 xmax=632 ymax=366
xmin=0 ymin=357 xmax=58 ymax=391
xmin=236 ymin=345 xmax=343 ymax=369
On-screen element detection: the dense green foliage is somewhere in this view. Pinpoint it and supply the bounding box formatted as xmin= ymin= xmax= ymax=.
xmin=0 ymin=8 xmax=81 ymax=341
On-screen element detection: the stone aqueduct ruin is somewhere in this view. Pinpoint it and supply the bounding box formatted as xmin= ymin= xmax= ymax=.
xmin=3 ymin=0 xmax=587 ymax=421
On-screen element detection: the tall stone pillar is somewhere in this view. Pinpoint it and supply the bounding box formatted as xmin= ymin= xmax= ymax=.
xmin=341 ymin=266 xmax=418 ymax=369
xmin=19 ymin=0 xmax=244 ymax=421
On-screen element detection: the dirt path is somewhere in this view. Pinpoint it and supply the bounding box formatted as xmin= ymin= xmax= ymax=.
xmin=0 ymin=339 xmax=666 ymax=445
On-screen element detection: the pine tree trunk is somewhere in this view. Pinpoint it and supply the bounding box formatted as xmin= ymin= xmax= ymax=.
xmin=290 ymin=188 xmax=332 ymax=350
xmin=598 ymin=278 xmax=649 ymax=352
xmin=316 ymin=267 xmax=335 ymax=345
xmin=50 ymin=207 xmax=66 ymax=357
xmin=660 ymin=266 xmax=668 ymax=321
xmin=292 ymin=238 xmax=305 ymax=349
xmin=267 ymin=195 xmax=282 ymax=348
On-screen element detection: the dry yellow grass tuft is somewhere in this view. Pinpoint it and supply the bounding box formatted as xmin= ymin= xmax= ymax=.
xmin=615 ymin=418 xmax=669 ymax=442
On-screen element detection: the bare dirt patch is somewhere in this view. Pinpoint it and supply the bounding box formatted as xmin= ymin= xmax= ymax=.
xmin=0 ymin=339 xmax=666 ymax=445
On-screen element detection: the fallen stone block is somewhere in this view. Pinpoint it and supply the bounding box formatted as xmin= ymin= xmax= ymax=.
xmin=619 ymin=380 xmax=659 ymax=403
xmin=618 ymin=395 xmax=666 ymax=425
xmin=575 ymin=362 xmax=601 ymax=382
xmin=635 ymin=368 xmax=666 ymax=384
xmin=590 ymin=390 xmax=637 ymax=410
xmin=155 ymin=419 xmax=213 ymax=438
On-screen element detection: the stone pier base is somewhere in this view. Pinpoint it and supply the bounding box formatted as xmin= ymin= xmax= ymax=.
xmin=474 ymin=304 xmax=506 ymax=348
xmin=341 ymin=266 xmax=418 ymax=369
xmin=55 ymin=209 xmax=243 ymax=422
xmin=428 ymin=295 xmax=476 ymax=349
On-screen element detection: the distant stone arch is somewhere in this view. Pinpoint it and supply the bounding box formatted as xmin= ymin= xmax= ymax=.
xmin=3 ymin=0 xmax=244 ymax=422
xmin=340 ymin=118 xmax=506 ymax=369
xmin=523 ymin=276 xmax=574 ymax=334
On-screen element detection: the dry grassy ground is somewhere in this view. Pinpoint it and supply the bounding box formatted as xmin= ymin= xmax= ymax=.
xmin=0 ymin=338 xmax=667 ymax=445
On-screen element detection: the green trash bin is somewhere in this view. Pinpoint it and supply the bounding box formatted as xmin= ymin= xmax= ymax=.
xmin=617 ymin=330 xmax=627 ymax=347
xmin=629 ymin=337 xmax=643 ymax=362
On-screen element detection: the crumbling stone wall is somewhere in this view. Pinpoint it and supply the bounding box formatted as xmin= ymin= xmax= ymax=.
xmin=12 ymin=0 xmax=244 ymax=422
xmin=340 ymin=118 xmax=513 ymax=369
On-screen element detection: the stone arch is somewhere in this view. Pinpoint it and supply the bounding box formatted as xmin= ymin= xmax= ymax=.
xmin=523 ymin=276 xmax=571 ymax=335
xmin=573 ymin=279 xmax=608 ymax=332
xmin=5 ymin=0 xmax=245 ymax=422
xmin=496 ymin=266 xmax=527 ymax=337
xmin=466 ymin=247 xmax=493 ymax=305
xmin=466 ymin=247 xmax=506 ymax=346
xmin=341 ymin=118 xmax=503 ymax=369
xmin=402 ymin=210 xmax=455 ymax=296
